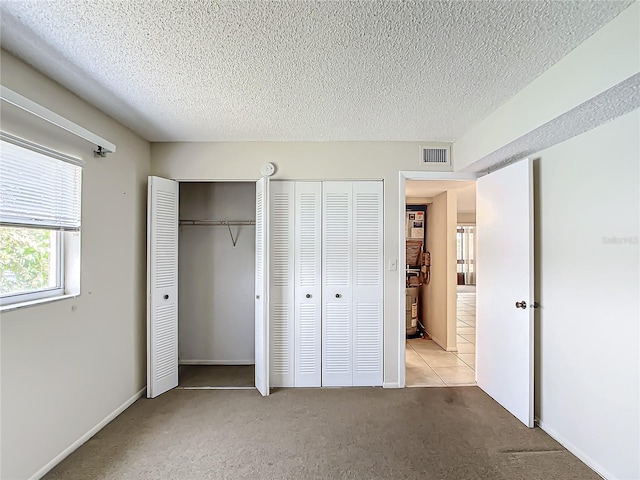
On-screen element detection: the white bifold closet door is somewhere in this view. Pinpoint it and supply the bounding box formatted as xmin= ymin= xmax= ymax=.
xmin=147 ymin=176 xmax=179 ymax=398
xmin=269 ymin=181 xmax=322 ymax=388
xmin=322 ymin=181 xmax=383 ymax=387
xmin=294 ymin=182 xmax=322 ymax=387
xmin=255 ymin=177 xmax=270 ymax=396
xmin=269 ymin=181 xmax=295 ymax=387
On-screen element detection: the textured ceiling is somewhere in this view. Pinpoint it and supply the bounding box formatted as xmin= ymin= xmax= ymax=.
xmin=0 ymin=1 xmax=633 ymax=142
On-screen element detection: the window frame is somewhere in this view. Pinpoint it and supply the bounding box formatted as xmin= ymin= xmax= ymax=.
xmin=0 ymin=228 xmax=65 ymax=306
xmin=0 ymin=133 xmax=82 ymax=310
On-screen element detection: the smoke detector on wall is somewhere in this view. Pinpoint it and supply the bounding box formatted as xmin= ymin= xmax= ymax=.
xmin=260 ymin=162 xmax=276 ymax=177
xmin=420 ymin=145 xmax=451 ymax=166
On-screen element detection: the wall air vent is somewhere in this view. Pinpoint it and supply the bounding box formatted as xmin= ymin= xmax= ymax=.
xmin=420 ymin=145 xmax=451 ymax=166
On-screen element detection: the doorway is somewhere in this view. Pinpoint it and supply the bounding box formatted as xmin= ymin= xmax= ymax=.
xmin=399 ymin=161 xmax=536 ymax=427
xmin=456 ymin=224 xmax=476 ymax=288
xmin=405 ymin=289 xmax=476 ymax=386
xmin=397 ymin=172 xmax=477 ymax=388
xmin=177 ymin=181 xmax=257 ymax=389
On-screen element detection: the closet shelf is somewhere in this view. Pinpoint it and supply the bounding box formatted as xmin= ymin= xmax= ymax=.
xmin=179 ymin=220 xmax=255 ymax=226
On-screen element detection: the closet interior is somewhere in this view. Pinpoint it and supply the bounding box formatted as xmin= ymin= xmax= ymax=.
xmin=178 ymin=181 xmax=256 ymax=387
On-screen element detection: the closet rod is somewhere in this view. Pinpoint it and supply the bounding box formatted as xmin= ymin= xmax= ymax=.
xmin=179 ymin=220 xmax=255 ymax=226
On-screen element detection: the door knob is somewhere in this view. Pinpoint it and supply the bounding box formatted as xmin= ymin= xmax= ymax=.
xmin=515 ymin=301 xmax=527 ymax=309
xmin=164 ymin=294 xmax=169 ymax=300
xmin=335 ymin=293 xmax=341 ymax=298
xmin=306 ymin=294 xmax=312 ymax=299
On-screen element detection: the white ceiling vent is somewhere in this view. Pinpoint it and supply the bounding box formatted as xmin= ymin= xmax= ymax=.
xmin=420 ymin=145 xmax=451 ymax=166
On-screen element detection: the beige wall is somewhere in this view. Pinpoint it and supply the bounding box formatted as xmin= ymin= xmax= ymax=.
xmin=422 ymin=191 xmax=457 ymax=351
xmin=152 ymin=141 xmax=452 ymax=387
xmin=457 ymin=212 xmax=475 ymax=224
xmin=0 ymin=51 xmax=151 ymax=479
xmin=444 ymin=193 xmax=458 ymax=350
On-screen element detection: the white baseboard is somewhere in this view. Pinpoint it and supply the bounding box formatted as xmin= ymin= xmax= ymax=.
xmin=30 ymin=387 xmax=146 ymax=480
xmin=179 ymin=360 xmax=254 ymax=365
xmin=383 ymin=382 xmax=400 ymax=388
xmin=537 ymin=420 xmax=609 ymax=480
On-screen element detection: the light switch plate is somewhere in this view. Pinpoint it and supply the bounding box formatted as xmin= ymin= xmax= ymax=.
xmin=388 ymin=259 xmax=398 ymax=271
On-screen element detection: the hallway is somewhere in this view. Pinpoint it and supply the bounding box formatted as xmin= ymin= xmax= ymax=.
xmin=406 ymin=287 xmax=476 ymax=387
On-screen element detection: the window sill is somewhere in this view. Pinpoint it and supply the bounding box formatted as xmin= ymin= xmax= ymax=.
xmin=0 ymin=293 xmax=79 ymax=313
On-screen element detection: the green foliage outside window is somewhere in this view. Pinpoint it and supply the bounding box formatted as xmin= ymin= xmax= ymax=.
xmin=0 ymin=226 xmax=53 ymax=295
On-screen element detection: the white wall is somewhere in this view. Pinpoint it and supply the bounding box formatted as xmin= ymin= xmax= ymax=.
xmin=534 ymin=110 xmax=639 ymax=480
xmin=178 ymin=182 xmax=255 ymax=364
xmin=0 ymin=51 xmax=151 ymax=479
xmin=151 ymin=141 xmax=452 ymax=387
xmin=453 ymin=2 xmax=639 ymax=171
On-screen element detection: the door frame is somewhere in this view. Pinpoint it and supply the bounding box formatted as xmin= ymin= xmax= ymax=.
xmin=153 ymin=177 xmax=261 ymax=394
xmin=397 ymin=171 xmax=478 ymax=388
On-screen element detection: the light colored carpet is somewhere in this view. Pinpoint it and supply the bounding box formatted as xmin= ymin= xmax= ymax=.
xmin=44 ymin=387 xmax=598 ymax=480
xmin=178 ymin=365 xmax=254 ymax=388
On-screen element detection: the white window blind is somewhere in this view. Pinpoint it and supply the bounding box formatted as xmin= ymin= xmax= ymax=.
xmin=0 ymin=135 xmax=82 ymax=231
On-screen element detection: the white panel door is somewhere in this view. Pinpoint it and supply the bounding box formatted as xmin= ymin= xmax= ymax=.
xmin=147 ymin=176 xmax=179 ymax=399
xmin=255 ymin=177 xmax=270 ymax=396
xmin=322 ymin=182 xmax=353 ymax=386
xmin=294 ymin=182 xmax=322 ymax=387
xmin=352 ymin=182 xmax=383 ymax=386
xmin=270 ymin=181 xmax=295 ymax=387
xmin=476 ymin=159 xmax=534 ymax=427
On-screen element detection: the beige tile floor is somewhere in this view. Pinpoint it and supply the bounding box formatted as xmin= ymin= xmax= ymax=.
xmin=406 ymin=287 xmax=476 ymax=387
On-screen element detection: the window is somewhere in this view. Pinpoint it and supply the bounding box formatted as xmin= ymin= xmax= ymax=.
xmin=0 ymin=133 xmax=82 ymax=307
xmin=457 ymin=225 xmax=475 ymax=285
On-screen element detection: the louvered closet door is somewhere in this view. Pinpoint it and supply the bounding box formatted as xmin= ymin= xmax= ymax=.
xmin=294 ymin=182 xmax=322 ymax=387
xmin=322 ymin=182 xmax=353 ymax=386
xmin=352 ymin=182 xmax=383 ymax=386
xmin=270 ymin=182 xmax=294 ymax=387
xmin=147 ymin=176 xmax=179 ymax=399
xmin=255 ymin=177 xmax=270 ymax=396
